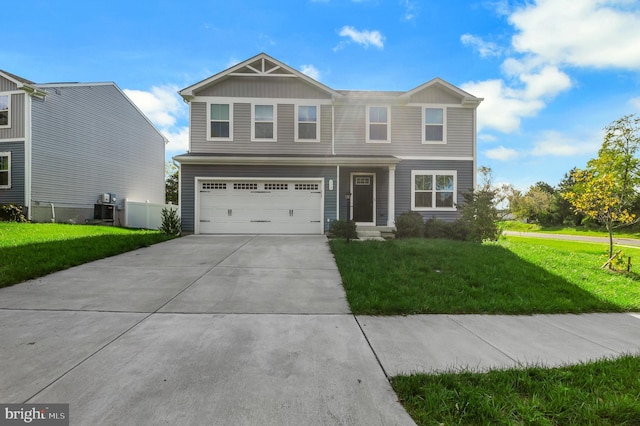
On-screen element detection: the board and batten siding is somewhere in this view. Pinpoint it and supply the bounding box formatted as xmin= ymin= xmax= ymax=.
xmin=30 ymin=84 xmax=165 ymax=211
xmin=194 ymin=76 xmax=333 ymax=99
xmin=190 ymin=101 xmax=333 ymax=155
xmin=180 ymin=164 xmax=338 ymax=233
xmin=395 ymin=159 xmax=474 ymax=222
xmin=0 ymin=141 xmax=25 ymax=205
xmin=0 ymin=76 xmax=19 ymax=92
xmin=0 ymin=93 xmax=26 ymax=140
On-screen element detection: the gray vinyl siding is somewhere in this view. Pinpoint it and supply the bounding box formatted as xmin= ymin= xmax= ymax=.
xmin=0 ymin=141 xmax=25 ymax=205
xmin=0 ymin=76 xmax=18 ymax=92
xmin=30 ymin=84 xmax=165 ymax=217
xmin=338 ymin=167 xmax=389 ymax=226
xmin=408 ymin=85 xmax=462 ymax=104
xmin=194 ymin=76 xmax=333 ymax=99
xmin=190 ymin=102 xmax=333 ymax=155
xmin=0 ymin=93 xmax=26 ymax=140
xmin=180 ymin=164 xmax=337 ymax=233
xmin=334 ymin=105 xmax=474 ymax=157
xmin=395 ymin=159 xmax=474 ymax=222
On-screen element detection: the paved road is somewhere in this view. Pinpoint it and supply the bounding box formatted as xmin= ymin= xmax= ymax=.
xmin=503 ymin=230 xmax=640 ymax=246
xmin=1 ymin=235 xmax=639 ymax=425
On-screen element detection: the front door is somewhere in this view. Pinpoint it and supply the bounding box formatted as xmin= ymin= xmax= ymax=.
xmin=351 ymin=174 xmax=375 ymax=224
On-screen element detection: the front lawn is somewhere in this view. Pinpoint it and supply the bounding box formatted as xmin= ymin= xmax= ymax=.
xmin=500 ymin=220 xmax=640 ymax=239
xmin=329 ymin=237 xmax=640 ymax=315
xmin=392 ymin=355 xmax=640 ymax=426
xmin=0 ymin=222 xmax=175 ymax=288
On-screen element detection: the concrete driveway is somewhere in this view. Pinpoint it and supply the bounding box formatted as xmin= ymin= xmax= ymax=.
xmin=0 ymin=235 xmax=415 ymax=425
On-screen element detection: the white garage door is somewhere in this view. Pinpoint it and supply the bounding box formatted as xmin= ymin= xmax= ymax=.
xmin=197 ymin=179 xmax=323 ymax=234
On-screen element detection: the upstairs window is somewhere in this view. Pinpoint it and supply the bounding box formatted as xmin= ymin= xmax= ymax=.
xmin=367 ymin=106 xmax=389 ymax=143
xmin=296 ymin=105 xmax=318 ymax=141
xmin=253 ymin=104 xmax=276 ymax=141
xmin=0 ymin=95 xmax=9 ymax=128
xmin=411 ymin=170 xmax=456 ymax=210
xmin=0 ymin=152 xmax=10 ymax=188
xmin=209 ymin=103 xmax=232 ymax=140
xmin=424 ymin=107 xmax=445 ymax=143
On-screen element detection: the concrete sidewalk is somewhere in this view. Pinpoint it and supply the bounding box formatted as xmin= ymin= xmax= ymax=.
xmin=1 ymin=235 xmax=639 ymax=425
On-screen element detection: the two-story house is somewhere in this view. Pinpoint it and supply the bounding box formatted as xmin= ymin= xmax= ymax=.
xmin=174 ymin=53 xmax=482 ymax=234
xmin=0 ymin=70 xmax=166 ymax=224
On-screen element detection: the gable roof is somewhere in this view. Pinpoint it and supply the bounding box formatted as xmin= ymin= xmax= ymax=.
xmin=0 ymin=69 xmax=36 ymax=86
xmin=179 ymin=52 xmax=342 ymax=100
xmin=402 ymin=77 xmax=483 ymax=106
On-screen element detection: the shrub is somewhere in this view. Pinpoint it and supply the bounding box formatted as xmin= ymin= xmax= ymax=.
xmin=394 ymin=211 xmax=424 ymax=238
xmin=0 ymin=204 xmax=27 ymax=222
xmin=328 ymin=219 xmax=357 ymax=239
xmin=159 ymin=207 xmax=181 ymax=236
xmin=424 ymin=218 xmax=469 ymax=241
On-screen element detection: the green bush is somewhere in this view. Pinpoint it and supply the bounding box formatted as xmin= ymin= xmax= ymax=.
xmin=0 ymin=204 xmax=27 ymax=222
xmin=394 ymin=211 xmax=424 ymax=238
xmin=328 ymin=219 xmax=357 ymax=239
xmin=159 ymin=207 xmax=181 ymax=236
xmin=424 ymin=218 xmax=469 ymax=241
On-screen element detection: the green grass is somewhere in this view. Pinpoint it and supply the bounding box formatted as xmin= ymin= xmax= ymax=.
xmin=391 ymin=355 xmax=640 ymax=425
xmin=329 ymin=237 xmax=640 ymax=315
xmin=0 ymin=222 xmax=175 ymax=288
xmin=500 ymin=220 xmax=640 ymax=239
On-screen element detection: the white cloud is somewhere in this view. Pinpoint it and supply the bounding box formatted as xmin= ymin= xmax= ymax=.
xmin=630 ymin=97 xmax=640 ymax=110
xmin=400 ymin=0 xmax=418 ymax=21
xmin=484 ymin=145 xmax=520 ymax=160
xmin=519 ymin=65 xmax=572 ymax=100
xmin=530 ymin=130 xmax=600 ymax=157
xmin=461 ymin=79 xmax=544 ymax=133
xmin=123 ymin=85 xmax=189 ymax=155
xmin=335 ymin=26 xmax=385 ymax=50
xmin=509 ymin=0 xmax=640 ymax=69
xmin=300 ymin=64 xmax=321 ymax=81
xmin=460 ymin=34 xmax=502 ymax=58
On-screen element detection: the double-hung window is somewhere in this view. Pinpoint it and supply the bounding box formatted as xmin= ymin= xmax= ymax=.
xmin=0 ymin=94 xmax=9 ymax=128
xmin=367 ymin=106 xmax=389 ymax=143
xmin=424 ymin=107 xmax=445 ymax=143
xmin=0 ymin=152 xmax=10 ymax=189
xmin=253 ymin=104 xmax=276 ymax=141
xmin=296 ymin=105 xmax=319 ymax=141
xmin=209 ymin=103 xmax=232 ymax=140
xmin=411 ymin=170 xmax=456 ymax=210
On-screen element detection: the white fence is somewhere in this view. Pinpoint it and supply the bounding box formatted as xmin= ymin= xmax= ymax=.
xmin=124 ymin=199 xmax=179 ymax=230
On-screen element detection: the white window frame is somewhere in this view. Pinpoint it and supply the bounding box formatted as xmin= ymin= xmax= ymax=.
xmin=251 ymin=103 xmax=277 ymax=142
xmin=207 ymin=102 xmax=233 ymax=141
xmin=0 ymin=152 xmax=11 ymax=189
xmin=295 ymin=104 xmax=320 ymax=142
xmin=0 ymin=94 xmax=10 ymax=129
xmin=411 ymin=170 xmax=457 ymax=211
xmin=366 ymin=106 xmax=390 ymax=143
xmin=422 ymin=106 xmax=447 ymax=144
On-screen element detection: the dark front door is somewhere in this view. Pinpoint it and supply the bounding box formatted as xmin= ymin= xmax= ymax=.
xmin=352 ymin=174 xmax=374 ymax=223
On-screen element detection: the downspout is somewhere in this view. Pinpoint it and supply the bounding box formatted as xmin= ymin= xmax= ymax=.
xmin=331 ymin=98 xmax=336 ymax=156
xmin=24 ymin=92 xmax=33 ymax=220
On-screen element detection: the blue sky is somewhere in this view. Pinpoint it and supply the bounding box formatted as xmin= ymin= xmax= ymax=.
xmin=4 ymin=0 xmax=640 ymax=190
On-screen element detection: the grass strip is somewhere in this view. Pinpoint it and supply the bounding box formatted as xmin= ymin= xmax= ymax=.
xmin=391 ymin=355 xmax=640 ymax=425
xmin=0 ymin=222 xmax=174 ymax=288
xmin=329 ymin=238 xmax=640 ymax=315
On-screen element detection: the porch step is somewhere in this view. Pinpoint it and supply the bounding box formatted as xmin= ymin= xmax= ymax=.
xmin=356 ymin=227 xmax=386 ymax=241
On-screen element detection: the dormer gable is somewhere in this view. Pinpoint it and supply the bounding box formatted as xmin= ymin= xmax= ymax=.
xmin=179 ymin=53 xmax=342 ymax=101
xmin=402 ymin=77 xmax=482 ymax=107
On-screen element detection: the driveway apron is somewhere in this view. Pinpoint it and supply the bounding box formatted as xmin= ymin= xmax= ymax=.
xmin=0 ymin=235 xmax=415 ymax=426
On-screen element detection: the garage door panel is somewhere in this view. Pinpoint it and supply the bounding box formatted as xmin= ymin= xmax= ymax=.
xmin=198 ymin=179 xmax=323 ymax=234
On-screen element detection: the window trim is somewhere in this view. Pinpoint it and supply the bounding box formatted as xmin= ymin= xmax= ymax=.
xmin=0 ymin=152 xmax=11 ymax=189
xmin=366 ymin=105 xmax=390 ymax=143
xmin=251 ymin=103 xmax=277 ymax=142
xmin=0 ymin=93 xmax=10 ymax=129
xmin=295 ymin=104 xmax=320 ymax=142
xmin=422 ymin=106 xmax=447 ymax=144
xmin=207 ymin=102 xmax=233 ymax=141
xmin=411 ymin=170 xmax=457 ymax=211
